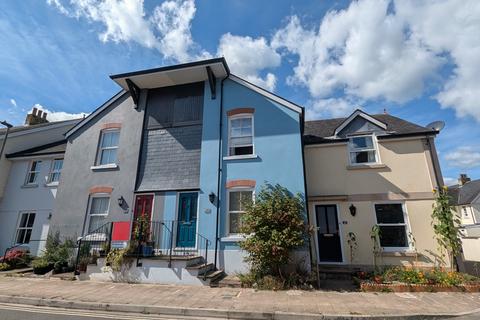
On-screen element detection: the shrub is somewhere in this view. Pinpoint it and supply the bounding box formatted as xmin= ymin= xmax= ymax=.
xmin=2 ymin=249 xmax=31 ymax=268
xmin=239 ymin=184 xmax=306 ymax=279
xmin=0 ymin=263 xmax=10 ymax=271
xmin=32 ymin=258 xmax=53 ymax=275
xmin=40 ymin=232 xmax=75 ymax=274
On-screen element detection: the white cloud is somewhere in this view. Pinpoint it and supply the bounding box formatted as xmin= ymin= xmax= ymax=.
xmin=445 ymin=146 xmax=480 ymax=169
xmin=31 ymin=104 xmax=88 ymax=122
xmin=306 ymin=98 xmax=357 ymax=120
xmin=443 ymin=177 xmax=458 ymax=186
xmin=152 ymin=0 xmax=210 ymax=61
xmin=47 ymin=0 xmax=205 ymax=62
xmin=272 ymin=0 xmax=480 ymax=121
xmin=217 ymin=33 xmax=281 ymax=91
xmin=9 ymin=99 xmax=17 ymax=108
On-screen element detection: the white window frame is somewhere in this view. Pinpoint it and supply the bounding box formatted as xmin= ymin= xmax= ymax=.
xmin=85 ymin=194 xmax=110 ymax=235
xmin=96 ymin=129 xmax=120 ymax=166
xmin=47 ymin=158 xmax=63 ymax=184
xmin=25 ymin=160 xmax=42 ymax=185
xmin=348 ymin=134 xmax=380 ymax=165
xmin=227 ymin=114 xmax=255 ymax=158
xmin=226 ymin=187 xmax=255 ymax=236
xmin=15 ymin=212 xmax=36 ymax=245
xmin=373 ymin=202 xmax=413 ymax=252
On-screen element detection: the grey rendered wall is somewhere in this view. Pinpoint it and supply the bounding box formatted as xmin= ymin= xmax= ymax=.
xmin=50 ymin=93 xmax=145 ymax=239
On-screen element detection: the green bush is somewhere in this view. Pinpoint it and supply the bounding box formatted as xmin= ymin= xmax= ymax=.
xmin=32 ymin=258 xmax=53 ymax=275
xmin=0 ymin=262 xmax=10 ymax=271
xmin=239 ymin=184 xmax=306 ymax=280
xmin=39 ymin=232 xmax=75 ymax=274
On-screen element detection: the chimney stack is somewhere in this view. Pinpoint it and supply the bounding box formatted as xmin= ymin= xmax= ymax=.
xmin=459 ymin=173 xmax=471 ymax=186
xmin=25 ymin=107 xmax=49 ymax=126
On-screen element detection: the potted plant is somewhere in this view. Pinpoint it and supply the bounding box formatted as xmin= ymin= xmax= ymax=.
xmin=133 ymin=215 xmax=154 ymax=257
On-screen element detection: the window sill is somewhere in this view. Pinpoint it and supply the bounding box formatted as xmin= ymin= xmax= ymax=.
xmin=21 ymin=184 xmax=38 ymax=189
xmin=381 ymin=250 xmax=417 ymax=257
xmin=346 ymin=163 xmax=387 ymax=170
xmin=91 ymin=164 xmax=119 ymax=171
xmin=45 ymin=182 xmax=59 ymax=187
xmin=223 ymin=154 xmax=258 ymax=161
xmin=220 ymin=235 xmax=247 ymax=242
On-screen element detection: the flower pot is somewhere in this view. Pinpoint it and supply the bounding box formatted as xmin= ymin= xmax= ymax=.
xmin=142 ymin=245 xmax=153 ymax=257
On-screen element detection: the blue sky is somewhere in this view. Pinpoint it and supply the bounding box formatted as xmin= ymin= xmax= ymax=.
xmin=0 ymin=0 xmax=479 ymax=184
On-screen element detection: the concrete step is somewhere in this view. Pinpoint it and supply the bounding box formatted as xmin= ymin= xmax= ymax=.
xmin=201 ymin=269 xmax=226 ymax=287
xmin=186 ymin=263 xmax=214 ymax=276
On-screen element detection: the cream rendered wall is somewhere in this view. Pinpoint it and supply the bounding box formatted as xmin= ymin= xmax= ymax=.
xmin=306 ymin=137 xmax=445 ymax=268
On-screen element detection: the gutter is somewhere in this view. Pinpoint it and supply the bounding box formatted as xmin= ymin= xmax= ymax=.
xmin=426 ymin=136 xmax=444 ymax=188
xmin=213 ymin=76 xmax=228 ymax=269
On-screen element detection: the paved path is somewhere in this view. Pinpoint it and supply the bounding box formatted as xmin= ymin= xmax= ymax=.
xmin=0 ymin=277 xmax=479 ymax=318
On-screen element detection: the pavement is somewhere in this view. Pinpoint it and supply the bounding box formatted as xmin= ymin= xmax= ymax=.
xmin=0 ymin=276 xmax=479 ymax=319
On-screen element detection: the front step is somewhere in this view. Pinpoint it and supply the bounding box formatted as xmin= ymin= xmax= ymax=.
xmin=199 ymin=269 xmax=225 ymax=286
xmin=186 ymin=263 xmax=214 ymax=276
xmin=215 ymin=275 xmax=242 ymax=288
xmin=318 ymin=265 xmax=361 ymax=280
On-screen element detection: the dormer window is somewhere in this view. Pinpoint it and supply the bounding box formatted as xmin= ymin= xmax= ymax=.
xmin=348 ymin=135 xmax=379 ymax=165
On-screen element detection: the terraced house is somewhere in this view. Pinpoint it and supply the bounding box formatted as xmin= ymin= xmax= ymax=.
xmin=49 ymin=58 xmax=307 ymax=284
xmin=1 ymin=58 xmax=448 ymax=285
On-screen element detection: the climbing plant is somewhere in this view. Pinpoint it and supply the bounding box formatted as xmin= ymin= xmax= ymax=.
xmin=370 ymin=225 xmax=381 ymax=271
xmin=347 ymin=232 xmax=358 ymax=264
xmin=431 ymin=186 xmax=462 ymax=270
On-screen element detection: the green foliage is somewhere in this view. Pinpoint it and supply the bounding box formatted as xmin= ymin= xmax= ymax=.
xmin=105 ymin=248 xmax=131 ymax=272
xmin=431 ymin=187 xmax=462 ymax=269
xmin=41 ymin=232 xmax=75 ymax=273
xmin=32 ymin=257 xmax=52 ymax=275
xmin=347 ymin=232 xmax=358 ymax=264
xmin=0 ymin=262 xmax=10 ymax=271
xmin=370 ymin=225 xmax=381 ymax=269
xmin=361 ymin=266 xmax=479 ymax=286
xmin=133 ymin=215 xmax=151 ymax=243
xmin=239 ymin=184 xmax=306 ymax=278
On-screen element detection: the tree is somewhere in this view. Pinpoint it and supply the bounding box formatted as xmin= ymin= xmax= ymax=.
xmin=239 ymin=184 xmax=306 ymax=278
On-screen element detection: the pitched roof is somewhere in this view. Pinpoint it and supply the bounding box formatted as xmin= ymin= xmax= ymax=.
xmin=304 ymin=113 xmax=436 ymax=144
xmin=6 ymin=140 xmax=67 ymax=159
xmin=448 ymin=179 xmax=480 ymax=205
xmin=0 ymin=119 xmax=80 ymax=137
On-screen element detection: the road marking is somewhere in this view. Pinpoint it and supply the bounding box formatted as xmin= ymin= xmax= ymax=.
xmin=0 ymin=303 xmax=219 ymax=320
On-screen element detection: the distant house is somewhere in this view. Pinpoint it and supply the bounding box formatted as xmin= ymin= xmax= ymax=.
xmin=304 ymin=109 xmax=446 ymax=270
xmin=448 ymin=174 xmax=480 ymax=273
xmin=0 ymin=110 xmax=78 ymax=256
xmin=49 ymin=58 xmax=307 ymax=284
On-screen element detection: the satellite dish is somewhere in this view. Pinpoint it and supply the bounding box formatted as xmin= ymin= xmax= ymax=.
xmin=426 ymin=120 xmax=445 ymax=132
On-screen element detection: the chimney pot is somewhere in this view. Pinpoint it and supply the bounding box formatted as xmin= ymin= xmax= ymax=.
xmin=42 ymin=112 xmax=47 ymax=119
xmin=32 ymin=107 xmax=38 ymax=116
xmin=459 ymin=173 xmax=471 ymax=186
xmin=25 ymin=107 xmax=49 ymax=126
xmin=37 ymin=110 xmax=43 ymax=118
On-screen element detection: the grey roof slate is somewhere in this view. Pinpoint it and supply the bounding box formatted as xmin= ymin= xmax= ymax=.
xmin=448 ymin=179 xmax=480 ymax=205
xmin=304 ymin=113 xmax=436 ymax=144
xmin=0 ymin=119 xmax=81 ymax=136
xmin=6 ymin=140 xmax=67 ymax=159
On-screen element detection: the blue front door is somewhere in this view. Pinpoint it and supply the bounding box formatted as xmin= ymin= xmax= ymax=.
xmin=176 ymin=193 xmax=198 ymax=247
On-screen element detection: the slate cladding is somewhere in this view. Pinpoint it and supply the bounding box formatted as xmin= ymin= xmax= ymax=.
xmin=136 ymin=82 xmax=204 ymax=191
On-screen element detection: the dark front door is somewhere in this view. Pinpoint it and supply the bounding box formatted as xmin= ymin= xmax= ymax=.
xmin=176 ymin=193 xmax=198 ymax=247
xmin=315 ymin=205 xmax=343 ymax=262
xmin=132 ymin=194 xmax=153 ymax=240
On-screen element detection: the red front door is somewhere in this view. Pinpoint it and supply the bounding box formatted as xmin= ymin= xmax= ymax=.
xmin=132 ymin=194 xmax=154 ymax=240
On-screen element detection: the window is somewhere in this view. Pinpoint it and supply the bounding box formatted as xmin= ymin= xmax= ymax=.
xmin=97 ymin=130 xmax=120 ymax=166
xmin=25 ymin=160 xmax=42 ymax=185
xmin=15 ymin=212 xmax=35 ymax=244
xmin=87 ymin=196 xmax=110 ymax=233
xmin=374 ymin=203 xmax=410 ymax=250
xmin=228 ymin=189 xmax=253 ymax=234
xmin=229 ymin=115 xmax=254 ymax=156
xmin=48 ymin=159 xmax=63 ymax=183
xmin=348 ymin=135 xmax=378 ymax=165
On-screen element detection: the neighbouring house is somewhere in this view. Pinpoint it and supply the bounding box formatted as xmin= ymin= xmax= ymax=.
xmin=49 ymin=58 xmax=307 ymax=285
xmin=304 ymin=109 xmax=446 ymax=270
xmin=448 ymin=174 xmax=480 ymax=274
xmin=0 ymin=109 xmax=79 ymax=256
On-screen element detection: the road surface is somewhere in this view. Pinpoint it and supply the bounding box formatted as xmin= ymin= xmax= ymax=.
xmin=0 ymin=303 xmax=221 ymax=320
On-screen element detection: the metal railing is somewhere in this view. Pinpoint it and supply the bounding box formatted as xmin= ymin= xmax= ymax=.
xmin=74 ymin=222 xmax=113 ymax=275
xmin=73 ymin=220 xmax=211 ymax=277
